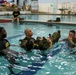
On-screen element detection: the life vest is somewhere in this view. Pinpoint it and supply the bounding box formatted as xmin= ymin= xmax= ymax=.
xmin=51 ymin=32 xmax=61 ymax=44
xmin=0 ymin=39 xmax=10 ymax=51
xmin=20 ymin=37 xmax=35 ymax=50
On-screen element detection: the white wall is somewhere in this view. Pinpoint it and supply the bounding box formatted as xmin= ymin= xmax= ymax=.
xmin=19 ymin=0 xmax=30 ymax=7
xmin=38 ymin=3 xmax=53 ymax=13
xmin=57 ymin=4 xmax=62 ymax=14
xmin=18 ymin=0 xmax=24 ymax=7
xmin=57 ymin=2 xmax=76 ymax=14
xmin=13 ymin=0 xmax=17 ymax=5
xmin=38 ymin=0 xmax=57 ymax=13
xmin=6 ymin=0 xmax=13 ymax=2
xmin=38 ymin=0 xmax=76 ymax=4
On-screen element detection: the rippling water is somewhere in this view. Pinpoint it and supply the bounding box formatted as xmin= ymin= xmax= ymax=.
xmin=0 ymin=19 xmax=76 ymax=75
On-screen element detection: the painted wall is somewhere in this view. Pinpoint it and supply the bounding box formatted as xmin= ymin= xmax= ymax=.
xmin=6 ymin=0 xmax=13 ymax=2
xmin=38 ymin=3 xmax=53 ymax=13
xmin=19 ymin=0 xmax=30 ymax=7
xmin=11 ymin=0 xmax=76 ymax=14
xmin=38 ymin=0 xmax=76 ymax=3
xmin=18 ymin=0 xmax=24 ymax=7
xmin=38 ymin=0 xmax=76 ymax=13
xmin=13 ymin=0 xmax=17 ymax=5
xmin=58 ymin=2 xmax=76 ymax=14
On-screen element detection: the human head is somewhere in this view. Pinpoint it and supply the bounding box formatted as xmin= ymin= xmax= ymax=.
xmin=0 ymin=27 xmax=7 ymax=39
xmin=57 ymin=30 xmax=60 ymax=34
xmin=55 ymin=17 xmax=60 ymax=22
xmin=69 ymin=30 xmax=75 ymax=39
xmin=14 ymin=8 xmax=18 ymax=11
xmin=24 ymin=28 xmax=33 ymax=38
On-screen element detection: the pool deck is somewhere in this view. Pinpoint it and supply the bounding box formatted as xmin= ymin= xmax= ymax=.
xmin=21 ymin=20 xmax=76 ymax=25
xmin=0 ymin=18 xmax=76 ymax=25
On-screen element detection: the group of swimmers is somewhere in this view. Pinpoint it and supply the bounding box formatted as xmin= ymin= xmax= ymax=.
xmin=0 ymin=27 xmax=76 ymax=74
xmin=20 ymin=28 xmax=76 ymax=50
xmin=0 ymin=27 xmax=76 ymax=52
xmin=19 ymin=28 xmax=61 ymax=51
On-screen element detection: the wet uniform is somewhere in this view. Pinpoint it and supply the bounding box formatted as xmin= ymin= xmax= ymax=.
xmin=20 ymin=37 xmax=35 ymax=50
xmin=63 ymin=38 xmax=76 ymax=48
xmin=51 ymin=32 xmax=61 ymax=44
xmin=20 ymin=37 xmax=50 ymax=51
xmin=0 ymin=39 xmax=10 ymax=56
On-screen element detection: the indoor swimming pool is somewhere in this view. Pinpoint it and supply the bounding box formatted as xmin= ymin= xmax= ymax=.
xmin=0 ymin=22 xmax=76 ymax=75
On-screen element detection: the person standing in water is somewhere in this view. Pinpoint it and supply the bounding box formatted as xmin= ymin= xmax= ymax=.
xmin=20 ymin=28 xmax=35 ymax=51
xmin=0 ymin=27 xmax=25 ymax=74
xmin=63 ymin=30 xmax=76 ymax=48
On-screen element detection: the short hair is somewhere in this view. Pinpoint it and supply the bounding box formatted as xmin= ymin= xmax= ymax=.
xmin=57 ymin=30 xmax=61 ymax=34
xmin=70 ymin=30 xmax=75 ymax=35
xmin=0 ymin=27 xmax=4 ymax=33
xmin=24 ymin=28 xmax=30 ymax=35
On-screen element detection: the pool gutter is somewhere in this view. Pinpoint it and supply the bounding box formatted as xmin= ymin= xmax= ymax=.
xmin=0 ymin=18 xmax=76 ymax=25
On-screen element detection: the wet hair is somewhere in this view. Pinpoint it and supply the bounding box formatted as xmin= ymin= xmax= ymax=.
xmin=55 ymin=17 xmax=60 ymax=22
xmin=26 ymin=40 xmax=34 ymax=51
xmin=49 ymin=34 xmax=51 ymax=38
xmin=70 ymin=30 xmax=75 ymax=35
xmin=0 ymin=27 xmax=7 ymax=38
xmin=39 ymin=37 xmax=50 ymax=50
xmin=57 ymin=30 xmax=61 ymax=34
xmin=0 ymin=27 xmax=4 ymax=33
xmin=49 ymin=34 xmax=51 ymax=36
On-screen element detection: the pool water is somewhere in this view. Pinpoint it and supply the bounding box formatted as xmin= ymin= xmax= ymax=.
xmin=0 ymin=22 xmax=76 ymax=75
xmin=21 ymin=15 xmax=76 ymax=22
xmin=1 ymin=15 xmax=76 ymax=22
